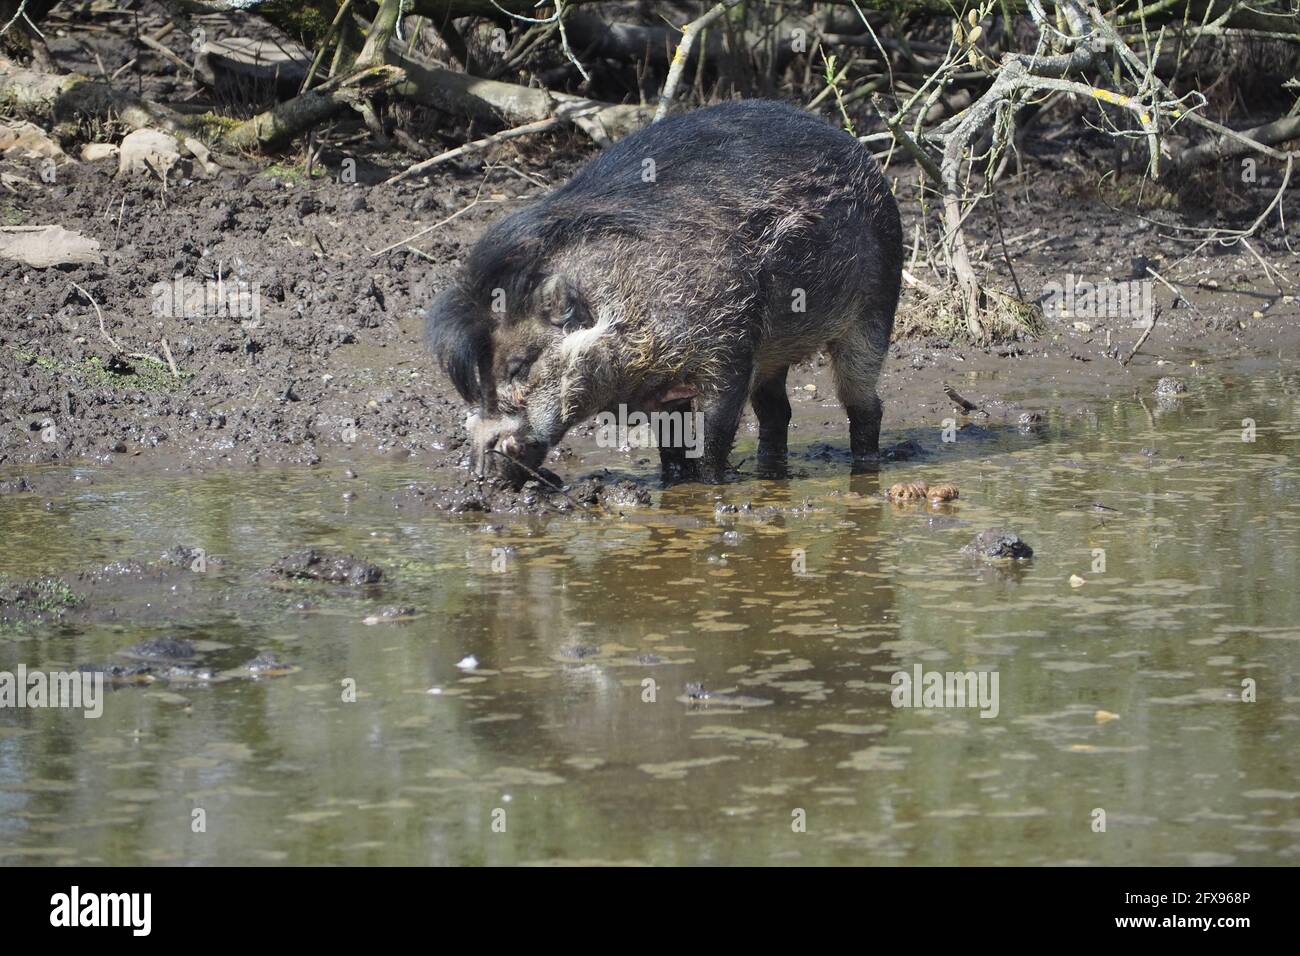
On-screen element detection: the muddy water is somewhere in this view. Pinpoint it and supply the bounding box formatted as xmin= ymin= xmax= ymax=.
xmin=2 ymin=369 xmax=1298 ymax=865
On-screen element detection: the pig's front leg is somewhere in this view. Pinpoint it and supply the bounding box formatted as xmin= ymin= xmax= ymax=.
xmin=693 ymin=357 xmax=754 ymax=484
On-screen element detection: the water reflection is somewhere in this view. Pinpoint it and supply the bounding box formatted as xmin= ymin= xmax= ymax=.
xmin=1 ymin=370 xmax=1297 ymax=864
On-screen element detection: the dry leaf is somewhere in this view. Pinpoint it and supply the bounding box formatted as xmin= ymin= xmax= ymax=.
xmin=887 ymin=481 xmax=929 ymax=502
xmin=927 ymin=482 xmax=959 ymax=502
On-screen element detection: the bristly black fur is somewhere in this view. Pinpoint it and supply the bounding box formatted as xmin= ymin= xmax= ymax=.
xmin=425 ymin=283 xmax=490 ymax=404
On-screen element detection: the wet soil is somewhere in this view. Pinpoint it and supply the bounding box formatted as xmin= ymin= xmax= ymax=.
xmin=2 ymin=7 xmax=1298 ymax=516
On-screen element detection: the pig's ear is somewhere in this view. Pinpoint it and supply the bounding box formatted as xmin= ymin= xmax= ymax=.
xmin=537 ymin=274 xmax=592 ymax=331
xmin=426 ymin=284 xmax=491 ymax=404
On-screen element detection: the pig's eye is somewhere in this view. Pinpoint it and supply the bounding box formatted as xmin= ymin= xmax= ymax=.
xmin=505 ymin=357 xmax=531 ymax=381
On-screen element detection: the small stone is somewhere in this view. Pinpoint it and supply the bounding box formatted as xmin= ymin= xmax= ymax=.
xmin=80 ymin=142 xmax=120 ymax=163
xmin=117 ymin=129 xmax=182 ymax=179
xmin=1069 ymin=574 xmax=1086 ymax=588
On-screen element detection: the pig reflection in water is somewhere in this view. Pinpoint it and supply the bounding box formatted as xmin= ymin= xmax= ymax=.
xmin=428 ymin=99 xmax=903 ymax=487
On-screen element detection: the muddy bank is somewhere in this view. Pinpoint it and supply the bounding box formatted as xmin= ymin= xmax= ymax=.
xmin=3 ymin=115 xmax=1298 ymax=513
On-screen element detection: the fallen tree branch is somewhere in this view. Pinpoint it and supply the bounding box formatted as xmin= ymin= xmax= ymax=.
xmin=394 ymin=52 xmax=650 ymax=143
xmin=0 ymin=57 xmax=187 ymax=134
xmin=219 ymin=63 xmax=405 ymax=152
xmin=1169 ymin=115 xmax=1300 ymax=170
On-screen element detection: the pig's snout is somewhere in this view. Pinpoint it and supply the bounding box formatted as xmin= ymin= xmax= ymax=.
xmin=466 ymin=412 xmax=547 ymax=488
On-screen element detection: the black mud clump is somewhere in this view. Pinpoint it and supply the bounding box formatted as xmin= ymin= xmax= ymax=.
xmin=1154 ymin=377 xmax=1187 ymax=396
xmin=391 ymin=472 xmax=651 ymax=515
xmin=160 ymin=544 xmax=221 ymax=570
xmin=243 ymin=652 xmax=294 ymax=677
xmin=569 ymin=477 xmax=653 ymax=510
xmin=962 ymin=529 xmax=1034 ymax=560
xmin=883 ymin=439 xmax=926 ymax=462
xmin=79 ymin=638 xmax=294 ymax=685
xmin=268 ymin=549 xmax=384 ymax=585
xmin=956 ymin=422 xmax=996 ymax=441
xmin=0 ymin=476 xmax=33 ymax=494
xmin=79 ymin=637 xmax=210 ymax=684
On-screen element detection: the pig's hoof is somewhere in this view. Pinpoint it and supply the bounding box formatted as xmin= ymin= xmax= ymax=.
xmin=754 ymin=460 xmax=791 ymax=480
xmin=660 ymin=460 xmax=699 ymax=486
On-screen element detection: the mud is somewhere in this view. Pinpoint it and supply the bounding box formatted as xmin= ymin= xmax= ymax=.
xmin=77 ymin=637 xmax=296 ymax=686
xmin=266 ymin=549 xmax=384 ymax=585
xmin=2 ymin=11 xmax=1298 ymax=516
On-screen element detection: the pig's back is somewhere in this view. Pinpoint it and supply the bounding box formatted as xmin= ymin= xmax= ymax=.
xmin=567 ymin=100 xmax=876 ymax=189
xmin=545 ymin=100 xmax=895 ymax=240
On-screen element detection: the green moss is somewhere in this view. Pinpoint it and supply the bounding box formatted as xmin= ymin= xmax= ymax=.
xmin=80 ymin=355 xmax=190 ymax=391
xmin=19 ymin=351 xmax=189 ymax=392
xmin=0 ymin=199 xmax=24 ymax=225
xmin=264 ymin=161 xmax=325 ymax=182
xmin=0 ymin=577 xmax=83 ymax=614
xmin=186 ymin=112 xmax=243 ymax=145
xmin=260 ymin=0 xmax=340 ymax=48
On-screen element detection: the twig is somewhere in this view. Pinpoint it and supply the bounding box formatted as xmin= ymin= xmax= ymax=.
xmin=70 ymin=281 xmax=122 ymax=353
xmin=385 ymin=115 xmax=564 ymax=186
xmin=870 ymin=93 xmax=943 ymax=182
xmin=300 ymin=0 xmax=354 ymax=93
xmin=137 ymin=34 xmax=194 ymax=77
xmin=368 ymin=198 xmax=501 ymax=257
xmin=901 ymin=267 xmax=943 ymax=296
xmin=485 ymin=449 xmax=588 ymax=510
xmin=0 ymin=1 xmax=29 ymax=39
xmin=654 ymin=0 xmax=743 ymax=122
xmin=160 ymin=337 xmax=180 ymax=379
xmin=942 ymin=383 xmax=980 ymax=413
xmin=1121 ymin=304 xmax=1160 ymax=367
xmin=1144 ymin=265 xmax=1202 ymax=319
xmin=487 ymin=0 xmax=589 ymax=84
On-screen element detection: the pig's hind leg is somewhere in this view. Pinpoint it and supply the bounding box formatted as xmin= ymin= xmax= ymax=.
xmin=829 ymin=325 xmax=886 ymax=468
xmin=750 ymin=366 xmax=792 ymax=477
